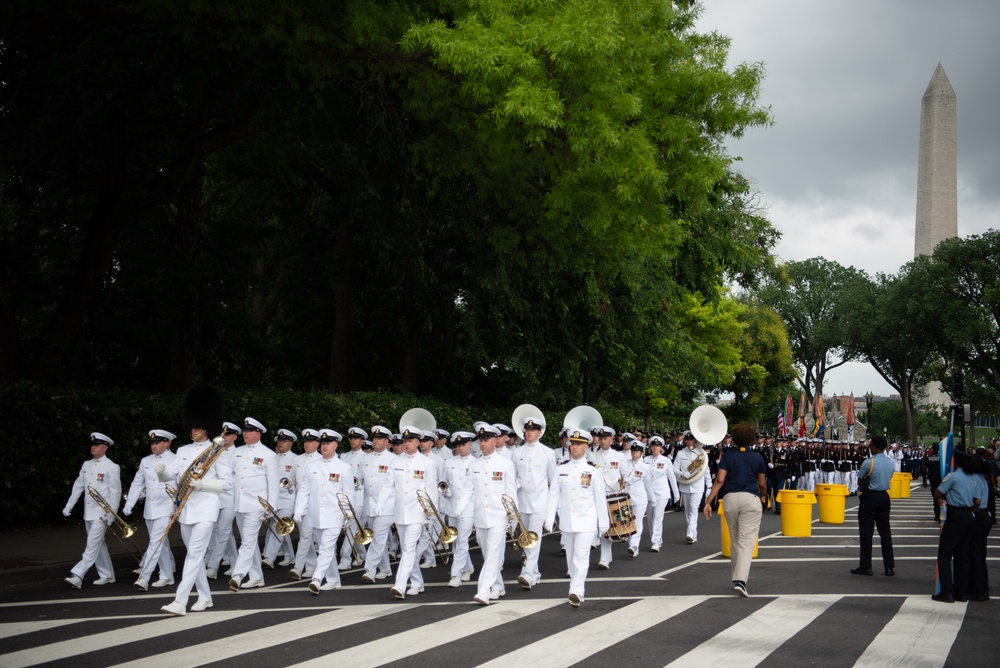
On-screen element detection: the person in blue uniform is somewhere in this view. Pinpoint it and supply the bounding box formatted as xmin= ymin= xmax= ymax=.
xmin=852 ymin=435 xmax=896 ymax=577
xmin=932 ymin=451 xmax=982 ymax=603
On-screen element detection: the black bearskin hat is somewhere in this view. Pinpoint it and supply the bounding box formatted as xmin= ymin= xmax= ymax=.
xmin=182 ymin=384 xmax=225 ymax=439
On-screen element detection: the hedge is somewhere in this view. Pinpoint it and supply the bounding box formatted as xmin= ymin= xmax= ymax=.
xmin=0 ymin=382 xmax=685 ymax=527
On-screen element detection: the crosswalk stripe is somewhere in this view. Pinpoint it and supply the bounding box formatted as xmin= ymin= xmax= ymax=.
xmin=855 ymin=596 xmax=969 ymax=667
xmin=286 ymin=598 xmax=565 ymax=668
xmin=107 ymin=604 xmax=408 ymax=668
xmin=1 ymin=609 xmax=259 ymax=668
xmin=0 ymin=617 xmax=86 ymax=640
xmin=663 ymin=596 xmax=837 ymax=667
xmin=477 ymin=596 xmax=707 ymax=667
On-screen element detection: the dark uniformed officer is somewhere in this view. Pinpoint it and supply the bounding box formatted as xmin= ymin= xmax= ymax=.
xmin=851 ymin=436 xmax=895 ymax=577
xmin=932 ymin=451 xmax=981 ymax=603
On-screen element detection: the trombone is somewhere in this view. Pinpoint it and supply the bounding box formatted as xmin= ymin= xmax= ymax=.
xmin=501 ymin=494 xmax=539 ymax=565
xmin=336 ymin=492 xmax=374 ymax=566
xmin=416 ymin=489 xmax=457 ymax=565
xmin=257 ymin=495 xmax=296 ymax=541
xmin=86 ymin=486 xmax=143 ymax=562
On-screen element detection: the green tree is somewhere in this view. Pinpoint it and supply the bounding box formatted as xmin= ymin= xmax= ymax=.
xmin=725 ymin=300 xmax=796 ymax=423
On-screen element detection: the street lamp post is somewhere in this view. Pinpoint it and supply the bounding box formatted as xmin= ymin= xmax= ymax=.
xmin=864 ymin=391 xmax=873 ymax=439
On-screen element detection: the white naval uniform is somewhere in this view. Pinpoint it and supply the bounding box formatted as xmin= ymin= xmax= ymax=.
xmin=64 ymin=456 xmax=121 ymax=581
xmin=205 ymin=445 xmax=237 ymax=574
xmin=621 ymin=457 xmax=654 ymax=552
xmin=588 ymin=446 xmax=626 ymax=564
xmin=360 ymin=449 xmax=397 ymax=578
xmin=293 ymin=455 xmax=353 ymax=588
xmin=673 ymin=446 xmax=711 ymax=542
xmin=338 ymin=448 xmax=366 ymax=566
xmin=416 ymin=452 xmax=446 ymax=567
xmin=512 ymin=440 xmax=558 ymax=585
xmin=231 ymin=442 xmax=279 ymax=585
xmin=166 ymin=439 xmax=233 ymax=608
xmin=291 ymin=451 xmax=322 ymax=575
xmin=430 ymin=444 xmax=453 ymax=459
xmin=645 ymin=453 xmax=680 ymax=547
xmin=443 ymin=453 xmax=475 ymax=580
xmin=545 ymin=458 xmax=609 ymax=602
xmin=471 ymin=453 xmax=517 ymax=599
xmin=391 ymin=451 xmax=438 ymax=594
xmin=263 ymin=450 xmax=298 ymax=563
xmin=124 ymin=449 xmax=176 ymax=582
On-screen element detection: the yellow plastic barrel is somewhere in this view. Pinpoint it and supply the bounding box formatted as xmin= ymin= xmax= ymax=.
xmin=889 ymin=472 xmax=905 ymax=498
xmin=718 ymin=502 xmax=758 ymax=558
xmin=815 ymin=484 xmax=849 ymax=524
xmin=898 ymin=472 xmax=912 ymax=498
xmin=776 ymin=490 xmax=816 ymax=537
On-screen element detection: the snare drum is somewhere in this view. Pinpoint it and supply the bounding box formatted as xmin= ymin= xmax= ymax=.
xmin=605 ymin=492 xmax=637 ymax=541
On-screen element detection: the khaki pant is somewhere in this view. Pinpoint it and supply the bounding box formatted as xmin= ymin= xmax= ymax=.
xmin=723 ymin=492 xmax=762 ymax=583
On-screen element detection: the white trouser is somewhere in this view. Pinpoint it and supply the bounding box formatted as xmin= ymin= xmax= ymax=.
xmin=232 ymin=511 xmax=264 ymax=582
xmin=393 ymin=523 xmax=425 ymax=591
xmin=293 ymin=513 xmax=317 ymax=574
xmin=648 ymin=497 xmax=669 ymax=545
xmin=475 ymin=525 xmax=507 ymax=598
xmin=518 ymin=512 xmax=545 ymax=583
xmin=263 ymin=503 xmax=295 ymax=562
xmin=312 ymin=526 xmax=343 ymax=586
xmin=340 ymin=521 xmax=365 ymax=565
xmin=138 ymin=516 xmax=173 ymax=581
xmin=363 ymin=515 xmax=395 ymax=576
xmin=417 ymin=526 xmax=436 ymax=565
xmin=563 ymin=530 xmax=596 ymax=599
xmin=174 ymin=521 xmax=214 ymax=607
xmin=681 ymin=491 xmax=702 ymax=540
xmin=71 ymin=518 xmax=114 ymax=580
xmin=628 ymin=500 xmax=649 ymax=551
xmin=450 ymin=516 xmax=475 ymax=579
xmin=206 ymin=507 xmax=237 ymax=570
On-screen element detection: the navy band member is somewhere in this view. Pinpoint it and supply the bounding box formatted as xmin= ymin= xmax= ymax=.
xmin=205 ymin=421 xmax=242 ymax=580
xmin=512 ymin=415 xmax=557 ymax=590
xmin=472 ymin=423 xmax=518 ymax=604
xmin=63 ymin=432 xmax=121 ymax=588
xmin=360 ymin=425 xmax=397 ymax=583
xmin=389 ymin=426 xmax=439 ymax=599
xmin=229 ymin=417 xmax=279 ymax=592
xmin=126 ymin=429 xmax=177 ymax=590
xmin=263 ymin=428 xmax=298 ymax=569
xmin=443 ymin=431 xmax=477 ymax=587
xmin=290 ymin=428 xmax=325 ymax=580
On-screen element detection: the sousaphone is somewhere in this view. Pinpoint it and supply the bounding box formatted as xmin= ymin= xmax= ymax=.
xmin=512 ymin=403 xmax=546 ymax=440
xmin=563 ymin=405 xmax=603 ymax=435
xmin=399 ymin=407 xmax=436 ymax=433
xmin=681 ymin=405 xmax=727 ymax=485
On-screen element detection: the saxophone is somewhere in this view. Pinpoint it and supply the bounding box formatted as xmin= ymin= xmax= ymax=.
xmin=158 ymin=436 xmax=228 ymax=545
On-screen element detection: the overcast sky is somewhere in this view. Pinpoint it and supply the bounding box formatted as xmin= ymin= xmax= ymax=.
xmin=697 ymin=0 xmax=1000 ymax=397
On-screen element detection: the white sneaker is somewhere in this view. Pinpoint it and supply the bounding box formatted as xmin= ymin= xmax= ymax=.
xmin=517 ymin=575 xmax=532 ymax=590
xmin=152 ymin=577 xmax=174 ymax=587
xmin=597 ymin=562 xmax=610 ymax=570
xmin=243 ymin=579 xmax=265 ymax=589
xmin=473 ymin=593 xmax=490 ymax=605
xmin=461 ymin=568 xmax=474 ymax=582
xmin=320 ymin=581 xmax=341 ymax=591
xmin=221 ymin=559 xmax=231 ymax=567
xmin=448 ymin=576 xmax=462 ymax=588
xmin=191 ymin=599 xmax=213 ymax=612
xmin=301 ymin=570 xmax=314 ymax=579
xmin=627 ymin=547 xmax=637 ymax=558
xmin=278 ymin=558 xmax=294 ymax=567
xmin=309 ymin=581 xmax=320 ymax=595
xmin=489 ymin=588 xmax=505 ymax=600
xmin=224 ymin=567 xmax=234 ymax=576
xmin=134 ymin=578 xmax=149 ymax=591
xmin=289 ymin=569 xmax=302 ymax=581
xmin=262 ymin=558 xmax=274 ymax=569
xmin=65 ymin=575 xmax=82 ymax=589
xmin=390 ymin=587 xmax=405 ymax=600
xmin=228 ymin=578 xmax=241 ymax=592
xmin=132 ymin=567 xmax=142 ymax=575
xmin=361 ymin=572 xmax=376 ymax=584
xmin=651 ymin=543 xmax=661 ymax=552
xmin=353 ymin=558 xmax=364 ymax=567
xmin=375 ymin=570 xmax=392 ymax=580
xmin=160 ymin=601 xmax=186 ymax=616
xmin=205 ymin=568 xmax=218 ymax=580
xmin=94 ymin=577 xmax=116 ymax=585
xmin=419 ymin=559 xmax=435 ymax=569
xmin=406 ymin=585 xmax=424 ymax=596
xmin=685 ymin=535 xmax=695 ymax=544
xmin=338 ymin=561 xmax=351 ymax=571
xmin=569 ymin=593 xmax=582 ymax=608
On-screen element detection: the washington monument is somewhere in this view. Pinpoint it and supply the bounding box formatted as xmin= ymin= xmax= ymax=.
xmin=914 ymin=63 xmax=957 ymax=257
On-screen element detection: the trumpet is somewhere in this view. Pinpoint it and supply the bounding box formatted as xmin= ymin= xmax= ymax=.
xmin=437 ymin=481 xmax=449 ymax=494
xmin=280 ymin=477 xmax=293 ymax=490
xmin=336 ymin=492 xmax=374 ymax=566
xmin=87 ymin=486 xmax=143 ymax=562
xmin=416 ymin=489 xmax=457 ymax=565
xmin=257 ymin=495 xmax=295 ymax=541
xmin=502 ymin=494 xmax=538 ymax=565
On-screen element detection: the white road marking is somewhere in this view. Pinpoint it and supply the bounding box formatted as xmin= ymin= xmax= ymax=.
xmin=856 ymin=596 xmax=969 ymax=668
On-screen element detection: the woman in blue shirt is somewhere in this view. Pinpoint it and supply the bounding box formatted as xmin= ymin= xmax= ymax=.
xmin=932 ymin=451 xmax=981 ymax=603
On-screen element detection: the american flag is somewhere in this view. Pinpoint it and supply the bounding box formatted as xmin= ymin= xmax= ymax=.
xmin=777 ymin=409 xmax=787 ymax=437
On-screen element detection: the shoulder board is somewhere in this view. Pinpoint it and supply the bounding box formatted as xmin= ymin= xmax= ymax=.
xmin=588 ymin=461 xmax=599 ymax=468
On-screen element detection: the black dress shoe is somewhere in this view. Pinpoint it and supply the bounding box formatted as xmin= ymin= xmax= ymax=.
xmin=969 ymin=594 xmax=989 ymax=601
xmin=851 ymin=568 xmax=873 ymax=576
xmin=884 ymin=568 xmax=895 ymax=576
xmin=954 ymin=595 xmax=969 ymax=602
xmin=931 ymin=593 xmax=954 ymax=603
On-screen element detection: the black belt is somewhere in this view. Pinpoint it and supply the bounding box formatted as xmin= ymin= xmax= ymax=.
xmin=947 ymin=505 xmax=972 ymax=511
xmin=868 ymin=488 xmax=888 ymax=493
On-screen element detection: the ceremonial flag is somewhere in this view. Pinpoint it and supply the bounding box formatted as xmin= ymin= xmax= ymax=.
xmin=785 ymin=394 xmax=794 ymax=430
xmin=809 ymin=393 xmax=825 ymax=437
xmin=798 ymin=393 xmax=808 ymax=437
xmin=777 ymin=408 xmax=786 ymax=438
xmin=846 ymin=392 xmax=856 ymax=442
xmin=831 ymin=395 xmax=840 ymax=439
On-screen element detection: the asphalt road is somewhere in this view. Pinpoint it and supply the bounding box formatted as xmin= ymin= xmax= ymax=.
xmin=1 ymin=485 xmax=996 ymax=667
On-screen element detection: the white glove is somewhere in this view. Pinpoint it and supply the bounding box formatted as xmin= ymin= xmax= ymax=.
xmin=122 ymin=507 xmax=132 ymax=517
xmin=155 ymin=463 xmax=170 ymax=482
xmin=62 ymin=508 xmax=71 ymax=517
xmin=375 ymin=506 xmax=383 ymax=516
xmin=198 ymin=479 xmax=224 ymax=495
xmin=544 ymin=522 xmax=553 ymax=533
xmin=293 ymin=514 xmax=303 ymax=524
xmin=103 ymin=514 xmax=114 ymax=526
xmin=190 ymin=479 xmax=204 ymax=491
